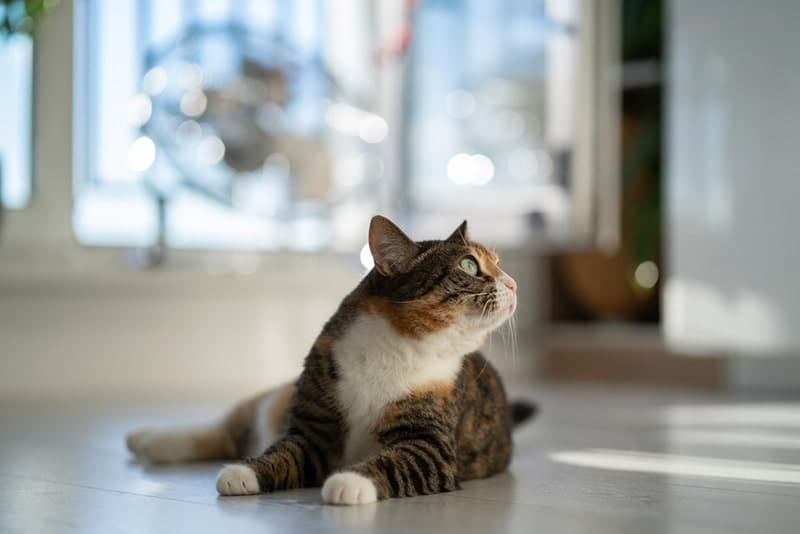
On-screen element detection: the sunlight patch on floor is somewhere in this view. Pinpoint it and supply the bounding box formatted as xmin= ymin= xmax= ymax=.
xmin=660 ymin=403 xmax=800 ymax=427
xmin=670 ymin=429 xmax=800 ymax=449
xmin=549 ymin=449 xmax=800 ymax=484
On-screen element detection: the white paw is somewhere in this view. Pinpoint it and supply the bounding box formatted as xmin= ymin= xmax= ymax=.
xmin=126 ymin=429 xmax=152 ymax=455
xmin=216 ymin=465 xmax=260 ymax=496
xmin=125 ymin=429 xmax=193 ymax=464
xmin=321 ymin=472 xmax=378 ymax=505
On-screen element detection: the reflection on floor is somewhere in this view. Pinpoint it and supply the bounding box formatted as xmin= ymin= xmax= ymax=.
xmin=1 ymin=385 xmax=799 ymax=534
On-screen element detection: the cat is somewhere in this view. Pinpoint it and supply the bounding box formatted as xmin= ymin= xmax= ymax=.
xmin=127 ymin=215 xmax=536 ymax=505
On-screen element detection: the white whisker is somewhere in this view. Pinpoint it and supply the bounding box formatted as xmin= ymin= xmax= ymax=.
xmin=510 ymin=312 xmax=519 ymax=366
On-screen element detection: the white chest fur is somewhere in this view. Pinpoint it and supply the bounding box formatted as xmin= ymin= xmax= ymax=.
xmin=332 ymin=314 xmax=482 ymax=467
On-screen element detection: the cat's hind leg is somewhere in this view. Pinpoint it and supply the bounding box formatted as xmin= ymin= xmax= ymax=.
xmin=126 ymin=382 xmax=296 ymax=464
xmin=126 ymin=425 xmax=237 ymax=464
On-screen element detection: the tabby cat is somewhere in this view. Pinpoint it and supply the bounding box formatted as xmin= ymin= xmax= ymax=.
xmin=127 ymin=216 xmax=535 ymax=505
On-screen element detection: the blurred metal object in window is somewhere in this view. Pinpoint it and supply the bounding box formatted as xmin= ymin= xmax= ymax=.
xmin=74 ymin=0 xmax=381 ymax=254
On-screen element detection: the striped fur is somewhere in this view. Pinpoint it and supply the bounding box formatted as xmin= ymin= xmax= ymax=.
xmin=127 ymin=216 xmax=534 ymax=504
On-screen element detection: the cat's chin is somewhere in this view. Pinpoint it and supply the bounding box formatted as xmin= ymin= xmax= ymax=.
xmin=494 ymin=301 xmax=518 ymax=328
xmin=469 ymin=307 xmax=516 ymax=333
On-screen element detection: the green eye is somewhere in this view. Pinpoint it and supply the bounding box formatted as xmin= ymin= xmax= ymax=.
xmin=459 ymin=257 xmax=479 ymax=276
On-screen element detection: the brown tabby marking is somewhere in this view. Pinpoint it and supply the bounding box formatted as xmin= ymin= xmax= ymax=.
xmin=358 ymin=294 xmax=456 ymax=339
xmin=413 ymin=380 xmax=456 ymax=398
xmin=455 ymin=353 xmax=514 ymax=480
xmin=313 ymin=334 xmax=334 ymax=354
xmin=190 ymin=429 xmax=238 ymax=460
xmin=222 ymin=389 xmax=275 ymax=456
xmin=266 ymin=383 xmax=295 ymax=435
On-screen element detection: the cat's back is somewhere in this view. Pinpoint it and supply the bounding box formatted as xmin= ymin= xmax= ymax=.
xmin=455 ymin=352 xmax=513 ymax=479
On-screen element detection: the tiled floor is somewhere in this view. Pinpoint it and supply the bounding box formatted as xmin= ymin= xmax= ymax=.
xmin=1 ymin=385 xmax=799 ymax=533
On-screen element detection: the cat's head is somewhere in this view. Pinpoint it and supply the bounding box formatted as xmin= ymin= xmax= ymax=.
xmin=363 ymin=215 xmax=517 ymax=340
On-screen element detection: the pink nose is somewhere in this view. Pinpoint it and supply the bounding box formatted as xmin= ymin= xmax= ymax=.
xmin=503 ymin=276 xmax=517 ymax=293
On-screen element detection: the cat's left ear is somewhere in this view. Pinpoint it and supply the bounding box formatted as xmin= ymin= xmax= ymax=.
xmin=445 ymin=220 xmax=469 ymax=244
xmin=369 ymin=215 xmax=419 ymax=276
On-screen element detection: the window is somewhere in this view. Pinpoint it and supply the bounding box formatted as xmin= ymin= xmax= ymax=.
xmin=0 ymin=33 xmax=33 ymax=209
xmin=74 ymin=0 xmax=380 ymax=251
xmin=72 ymin=0 xmax=617 ymax=254
xmin=405 ymin=0 xmax=577 ymax=244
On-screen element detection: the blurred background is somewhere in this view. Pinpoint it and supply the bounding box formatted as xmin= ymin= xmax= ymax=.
xmin=1 ymin=0 xmax=799 ymax=397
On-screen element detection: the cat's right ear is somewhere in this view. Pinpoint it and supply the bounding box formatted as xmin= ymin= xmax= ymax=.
xmin=368 ymin=215 xmax=419 ymax=276
xmin=445 ymin=220 xmax=469 ymax=244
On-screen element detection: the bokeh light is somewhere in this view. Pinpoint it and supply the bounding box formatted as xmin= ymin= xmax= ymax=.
xmin=197 ymin=136 xmax=225 ymax=166
xmin=447 ymin=153 xmax=495 ymax=186
xmin=634 ymin=260 xmax=660 ymax=289
xmin=127 ymin=135 xmax=156 ymax=172
xmin=180 ymin=90 xmax=207 ymax=117
xmin=142 ymin=66 xmax=168 ymax=95
xmin=126 ymin=93 xmax=152 ymax=127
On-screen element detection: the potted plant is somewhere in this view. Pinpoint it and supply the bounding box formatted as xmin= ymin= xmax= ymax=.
xmin=0 ymin=0 xmax=58 ymax=231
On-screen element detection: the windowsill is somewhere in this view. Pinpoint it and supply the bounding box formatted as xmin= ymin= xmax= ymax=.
xmin=0 ymin=243 xmax=363 ymax=299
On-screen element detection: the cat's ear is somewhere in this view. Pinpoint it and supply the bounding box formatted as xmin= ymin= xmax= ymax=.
xmin=369 ymin=215 xmax=419 ymax=276
xmin=445 ymin=220 xmax=469 ymax=244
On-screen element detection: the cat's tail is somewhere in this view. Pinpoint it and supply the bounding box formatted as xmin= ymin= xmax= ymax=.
xmin=509 ymin=400 xmax=538 ymax=428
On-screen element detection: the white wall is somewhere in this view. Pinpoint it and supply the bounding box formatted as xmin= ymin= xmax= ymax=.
xmin=665 ymin=0 xmax=800 ymax=358
xmin=0 ymin=272 xmax=357 ymax=395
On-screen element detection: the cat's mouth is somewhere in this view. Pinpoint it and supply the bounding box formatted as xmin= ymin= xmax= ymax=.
xmin=502 ymin=298 xmax=517 ymax=321
xmin=473 ymin=294 xmax=516 ymax=329
xmin=507 ymin=299 xmax=517 ymax=315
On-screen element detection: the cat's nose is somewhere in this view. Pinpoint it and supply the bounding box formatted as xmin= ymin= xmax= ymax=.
xmin=503 ymin=276 xmax=517 ymax=293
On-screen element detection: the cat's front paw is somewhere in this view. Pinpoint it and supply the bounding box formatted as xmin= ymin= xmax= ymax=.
xmin=216 ymin=465 xmax=261 ymax=496
xmin=321 ymin=472 xmax=378 ymax=505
